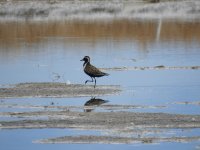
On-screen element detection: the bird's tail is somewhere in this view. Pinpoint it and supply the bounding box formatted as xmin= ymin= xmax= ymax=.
xmin=104 ymin=72 xmax=109 ymax=76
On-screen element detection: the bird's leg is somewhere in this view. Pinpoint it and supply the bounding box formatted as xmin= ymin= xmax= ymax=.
xmin=85 ymin=77 xmax=93 ymax=85
xmin=94 ymin=78 xmax=96 ymax=88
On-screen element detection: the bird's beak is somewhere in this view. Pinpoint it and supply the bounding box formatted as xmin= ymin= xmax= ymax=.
xmin=80 ymin=59 xmax=84 ymax=61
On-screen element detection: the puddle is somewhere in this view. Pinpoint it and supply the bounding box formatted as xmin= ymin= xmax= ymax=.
xmin=0 ymin=103 xmax=167 ymax=114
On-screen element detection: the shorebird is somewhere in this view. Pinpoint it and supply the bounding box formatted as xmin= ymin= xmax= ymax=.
xmin=80 ymin=56 xmax=109 ymax=88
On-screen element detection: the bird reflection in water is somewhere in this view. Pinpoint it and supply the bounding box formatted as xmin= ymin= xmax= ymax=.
xmin=84 ymin=97 xmax=109 ymax=112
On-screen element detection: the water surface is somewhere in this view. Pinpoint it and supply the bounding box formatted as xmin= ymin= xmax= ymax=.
xmin=0 ymin=0 xmax=200 ymax=149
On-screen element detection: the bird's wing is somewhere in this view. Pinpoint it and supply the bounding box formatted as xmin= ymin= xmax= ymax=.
xmin=86 ymin=64 xmax=107 ymax=76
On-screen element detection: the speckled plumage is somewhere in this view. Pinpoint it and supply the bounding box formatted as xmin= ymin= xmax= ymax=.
xmin=80 ymin=56 xmax=109 ymax=88
xmin=84 ymin=63 xmax=108 ymax=77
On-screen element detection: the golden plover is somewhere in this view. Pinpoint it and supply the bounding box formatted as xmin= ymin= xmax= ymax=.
xmin=80 ymin=56 xmax=109 ymax=88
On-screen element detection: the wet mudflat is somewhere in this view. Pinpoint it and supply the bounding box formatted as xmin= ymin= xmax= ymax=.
xmin=0 ymin=82 xmax=120 ymax=98
xmin=0 ymin=103 xmax=200 ymax=144
xmin=0 ymin=0 xmax=200 ymax=150
xmin=1 ymin=110 xmax=200 ymax=129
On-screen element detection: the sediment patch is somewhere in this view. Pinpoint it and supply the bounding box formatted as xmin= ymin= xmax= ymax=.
xmin=36 ymin=135 xmax=200 ymax=144
xmin=101 ymin=66 xmax=200 ymax=71
xmin=0 ymin=82 xmax=121 ymax=98
xmin=0 ymin=106 xmax=200 ymax=144
xmin=0 ymin=111 xmax=200 ymax=129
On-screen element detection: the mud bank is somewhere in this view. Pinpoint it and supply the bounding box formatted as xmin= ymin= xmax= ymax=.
xmin=0 ymin=111 xmax=200 ymax=129
xmin=0 ymin=82 xmax=121 ymax=98
xmin=101 ymin=66 xmax=200 ymax=71
xmin=1 ymin=111 xmax=200 ymax=144
xmin=36 ymin=135 xmax=200 ymax=144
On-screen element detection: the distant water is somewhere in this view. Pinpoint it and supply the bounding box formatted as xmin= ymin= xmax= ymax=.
xmin=0 ymin=0 xmax=200 ymax=21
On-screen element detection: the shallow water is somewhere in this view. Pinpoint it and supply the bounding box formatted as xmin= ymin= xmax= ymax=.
xmin=0 ymin=0 xmax=200 ymax=149
xmin=0 ymin=20 xmax=200 ymax=109
xmin=0 ymin=129 xmax=199 ymax=150
xmin=1 ymin=19 xmax=200 ymax=149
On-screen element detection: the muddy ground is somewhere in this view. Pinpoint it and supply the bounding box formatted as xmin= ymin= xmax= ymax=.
xmin=1 ymin=110 xmax=200 ymax=129
xmin=0 ymin=109 xmax=200 ymax=144
xmin=0 ymin=82 xmax=121 ymax=98
xmin=0 ymin=82 xmax=200 ymax=144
